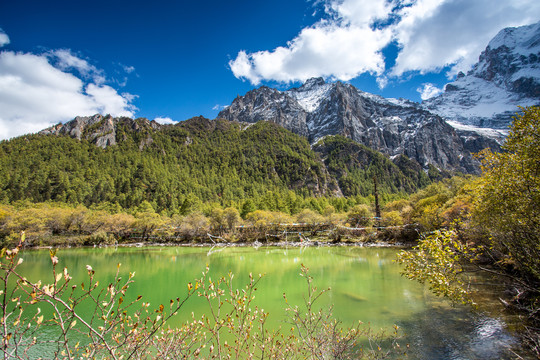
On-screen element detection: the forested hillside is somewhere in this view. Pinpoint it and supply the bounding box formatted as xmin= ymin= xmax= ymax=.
xmin=313 ymin=135 xmax=442 ymax=196
xmin=0 ymin=116 xmax=437 ymax=214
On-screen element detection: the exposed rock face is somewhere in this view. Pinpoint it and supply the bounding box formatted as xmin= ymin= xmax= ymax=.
xmin=223 ymin=86 xmax=310 ymax=137
xmin=40 ymin=114 xmax=104 ymax=141
xmin=39 ymin=114 xmax=162 ymax=149
xmin=219 ymin=79 xmax=486 ymax=174
xmin=424 ymin=21 xmax=540 ymax=130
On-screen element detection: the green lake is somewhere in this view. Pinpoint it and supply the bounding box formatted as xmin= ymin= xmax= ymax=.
xmin=15 ymin=245 xmax=531 ymax=359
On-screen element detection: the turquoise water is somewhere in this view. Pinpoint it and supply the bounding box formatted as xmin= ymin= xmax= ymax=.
xmin=13 ymin=245 xmax=529 ymax=359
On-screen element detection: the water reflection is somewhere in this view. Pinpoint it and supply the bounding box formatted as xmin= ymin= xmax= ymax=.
xmin=399 ymin=299 xmax=519 ymax=359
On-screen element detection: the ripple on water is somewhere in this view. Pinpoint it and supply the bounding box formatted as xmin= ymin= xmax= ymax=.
xmin=398 ymin=300 xmax=526 ymax=360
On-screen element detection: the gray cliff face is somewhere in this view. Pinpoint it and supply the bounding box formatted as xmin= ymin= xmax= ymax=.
xmin=423 ymin=21 xmax=540 ymax=129
xmin=39 ymin=114 xmax=162 ymax=149
xmin=219 ymin=79 xmax=486 ymax=174
xmin=307 ymin=82 xmax=378 ymax=143
xmin=220 ymin=86 xmax=309 ymax=137
xmin=40 ymin=114 xmax=104 ymax=141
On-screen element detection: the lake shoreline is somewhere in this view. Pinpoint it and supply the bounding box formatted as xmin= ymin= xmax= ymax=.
xmin=18 ymin=224 xmax=420 ymax=250
xmin=27 ymin=238 xmax=415 ymax=250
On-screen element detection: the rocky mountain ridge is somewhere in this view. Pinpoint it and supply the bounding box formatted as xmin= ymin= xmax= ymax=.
xmin=40 ymin=114 xmax=162 ymax=150
xmin=219 ymin=78 xmax=496 ymax=174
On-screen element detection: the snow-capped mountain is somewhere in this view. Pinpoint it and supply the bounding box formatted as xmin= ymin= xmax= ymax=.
xmin=219 ymin=78 xmax=497 ymax=174
xmin=424 ymin=21 xmax=540 ymax=130
xmin=219 ymin=21 xmax=540 ymax=174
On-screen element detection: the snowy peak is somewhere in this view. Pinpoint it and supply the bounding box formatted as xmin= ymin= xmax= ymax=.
xmin=298 ymin=77 xmax=326 ymax=90
xmin=424 ymin=21 xmax=540 ymax=129
xmin=474 ymin=21 xmax=540 ymax=95
xmin=487 ymin=21 xmax=540 ymax=53
xmin=287 ymin=77 xmax=333 ymax=112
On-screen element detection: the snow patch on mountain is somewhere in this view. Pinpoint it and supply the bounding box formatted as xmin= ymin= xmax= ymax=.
xmin=488 ymin=21 xmax=540 ymax=56
xmin=446 ymin=120 xmax=508 ymax=140
xmin=386 ymin=97 xmax=418 ymax=108
xmin=287 ymin=77 xmax=332 ymax=112
xmin=356 ymin=89 xmax=388 ymax=104
xmin=426 ymin=76 xmax=535 ymax=119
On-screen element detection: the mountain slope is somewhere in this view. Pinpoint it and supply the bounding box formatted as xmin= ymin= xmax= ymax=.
xmin=1 ymin=115 xmax=436 ymax=213
xmin=313 ymin=135 xmax=433 ymax=196
xmin=424 ymin=21 xmax=540 ymax=130
xmin=1 ymin=116 xmax=341 ymax=212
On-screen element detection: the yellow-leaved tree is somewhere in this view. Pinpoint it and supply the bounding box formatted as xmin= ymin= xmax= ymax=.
xmin=474 ymin=106 xmax=540 ymax=283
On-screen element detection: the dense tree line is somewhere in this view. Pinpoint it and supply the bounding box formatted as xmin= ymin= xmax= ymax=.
xmin=0 ymin=173 xmax=467 ymax=248
xmin=313 ymin=135 xmax=440 ymax=195
xmin=0 ymin=117 xmax=435 ymax=216
xmin=0 ymin=199 xmax=393 ymax=247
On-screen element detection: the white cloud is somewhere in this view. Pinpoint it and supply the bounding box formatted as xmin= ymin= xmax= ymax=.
xmin=391 ymin=0 xmax=540 ymax=77
xmin=0 ymin=50 xmax=137 ymax=140
xmin=154 ymin=117 xmax=175 ymax=125
xmin=327 ymin=0 xmax=393 ymax=27
xmin=230 ymin=0 xmax=393 ymax=84
xmin=417 ymin=83 xmax=443 ymax=100
xmin=122 ymin=65 xmax=136 ymax=74
xmin=48 ymin=49 xmax=106 ymax=84
xmin=376 ymin=76 xmax=389 ymax=89
xmin=0 ymin=29 xmax=9 ymax=47
xmin=230 ymin=0 xmax=540 ymax=84
xmin=85 ymin=84 xmax=135 ymax=116
xmin=230 ymin=22 xmax=392 ymax=84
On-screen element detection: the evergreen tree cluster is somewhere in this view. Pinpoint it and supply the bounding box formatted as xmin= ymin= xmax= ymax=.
xmin=313 ymin=135 xmax=440 ymax=196
xmin=0 ymin=116 xmax=434 ymax=215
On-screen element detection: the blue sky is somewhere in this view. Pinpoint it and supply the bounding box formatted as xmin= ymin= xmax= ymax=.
xmin=0 ymin=0 xmax=539 ymax=139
